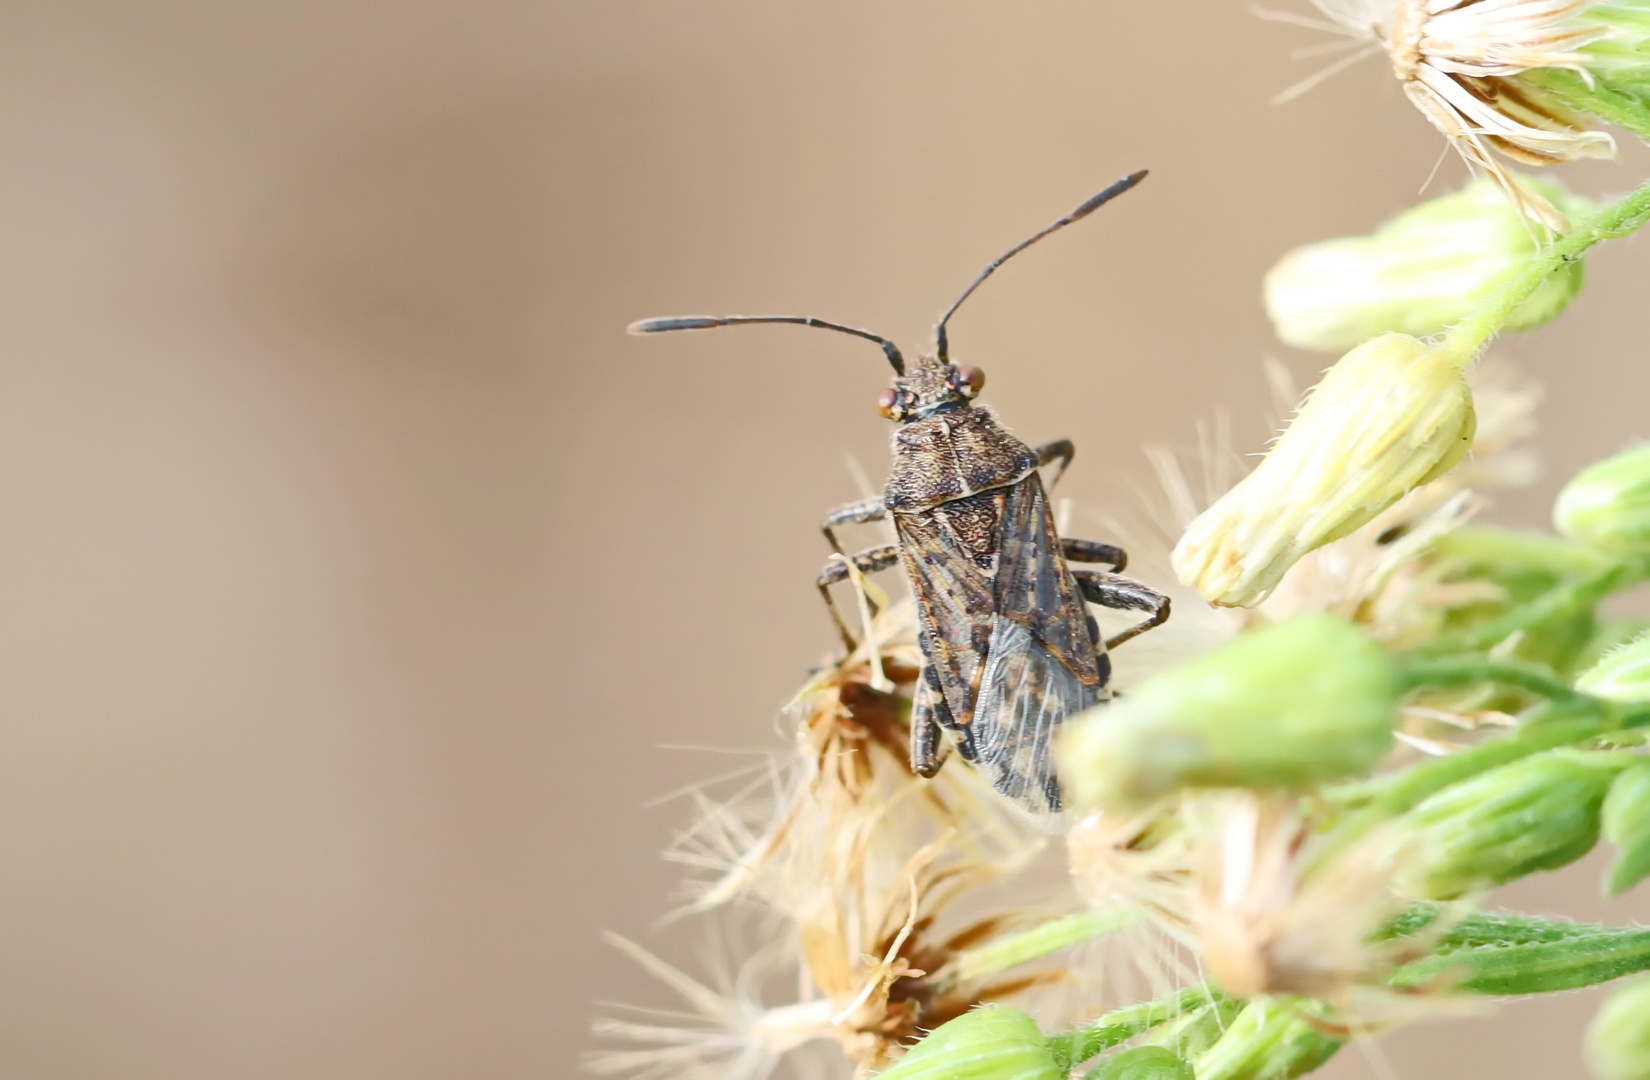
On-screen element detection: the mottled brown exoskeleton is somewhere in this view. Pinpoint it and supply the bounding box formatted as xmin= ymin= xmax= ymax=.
xmin=629 ymin=172 xmax=1170 ymax=820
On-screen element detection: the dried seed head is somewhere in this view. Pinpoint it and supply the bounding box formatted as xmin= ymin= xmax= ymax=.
xmin=1295 ymin=0 xmax=1619 ymax=228
xmin=1174 ymin=334 xmax=1475 ymax=608
xmin=1190 ymin=795 xmax=1406 ymax=999
xmin=1265 ymin=178 xmax=1591 ymax=352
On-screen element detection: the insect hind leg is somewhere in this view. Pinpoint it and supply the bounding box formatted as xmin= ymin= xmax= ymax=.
xmin=1073 ymin=569 xmax=1171 ymax=650
xmin=910 ymin=671 xmax=953 ymax=778
xmin=1062 ymin=536 xmax=1127 ymax=573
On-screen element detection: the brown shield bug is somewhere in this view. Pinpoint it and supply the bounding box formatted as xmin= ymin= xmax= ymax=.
xmin=629 ymin=172 xmax=1170 ymax=820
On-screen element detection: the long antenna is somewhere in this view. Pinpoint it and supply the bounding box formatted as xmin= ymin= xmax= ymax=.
xmin=934 ymin=170 xmax=1148 ymax=363
xmin=627 ymin=314 xmax=906 ymax=375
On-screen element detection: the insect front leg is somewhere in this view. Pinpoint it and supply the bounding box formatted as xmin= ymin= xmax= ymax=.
xmin=822 ymin=497 xmax=887 ymax=554
xmin=1033 ymin=438 xmax=1075 ymax=489
xmin=817 ymin=543 xmax=900 ymax=650
xmin=1061 ymin=536 xmax=1128 ymax=573
xmin=1072 ymin=569 xmax=1172 ymax=651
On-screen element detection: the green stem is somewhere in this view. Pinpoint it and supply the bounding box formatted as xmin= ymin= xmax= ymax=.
xmin=1394 ymin=655 xmax=1587 ymax=704
xmin=1048 ymin=986 xmax=1222 ymax=1070
xmin=1441 ymin=176 xmax=1650 ymax=362
xmin=935 ymin=908 xmax=1142 ymax=992
xmin=1412 ymin=563 xmax=1642 ymax=658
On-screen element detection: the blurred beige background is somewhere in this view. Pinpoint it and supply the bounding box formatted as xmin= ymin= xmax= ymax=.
xmin=0 ymin=1 xmax=1647 ymax=1077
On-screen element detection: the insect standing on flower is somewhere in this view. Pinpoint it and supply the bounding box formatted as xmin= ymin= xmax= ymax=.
xmin=629 ymin=172 xmax=1170 ymax=819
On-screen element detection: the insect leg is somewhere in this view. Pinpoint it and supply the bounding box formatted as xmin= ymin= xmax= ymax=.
xmin=1033 ymin=438 xmax=1075 ymax=489
xmin=1072 ymin=569 xmax=1172 ymax=651
xmin=817 ymin=544 xmax=900 ymax=650
xmin=822 ymin=497 xmax=888 ymax=554
xmin=910 ymin=673 xmax=952 ymax=778
xmin=1061 ymin=536 xmax=1128 ymax=573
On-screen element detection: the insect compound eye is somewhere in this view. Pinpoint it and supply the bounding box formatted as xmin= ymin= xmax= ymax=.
xmin=876 ymin=387 xmax=903 ymax=420
xmin=956 ymin=366 xmax=986 ymax=397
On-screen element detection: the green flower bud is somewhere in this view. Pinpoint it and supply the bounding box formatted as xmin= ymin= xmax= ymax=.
xmin=1586 ymin=978 xmax=1650 ymax=1080
xmin=1174 ymin=334 xmax=1475 ymax=608
xmin=1396 ymin=750 xmax=1629 ymax=899
xmin=1192 ymin=1001 xmax=1341 ymax=1080
xmin=1578 ymin=631 xmax=1650 ymax=704
xmin=1058 ymin=617 xmax=1396 ymax=811
xmin=876 ymin=1007 xmax=1062 ymax=1080
xmin=1265 ymin=180 xmax=1591 ymax=352
xmin=1555 ymin=444 xmax=1650 ymax=553
xmin=1604 ymin=762 xmax=1650 ymax=895
xmin=1085 ymin=1047 xmax=1194 ymax=1080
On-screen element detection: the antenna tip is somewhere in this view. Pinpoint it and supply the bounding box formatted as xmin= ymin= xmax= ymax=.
xmin=1070 ymin=169 xmax=1151 ymax=220
xmin=627 ymin=316 xmax=719 ymax=335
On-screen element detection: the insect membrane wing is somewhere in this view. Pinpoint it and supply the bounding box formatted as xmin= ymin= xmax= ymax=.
xmin=972 ymin=616 xmax=1103 ymax=821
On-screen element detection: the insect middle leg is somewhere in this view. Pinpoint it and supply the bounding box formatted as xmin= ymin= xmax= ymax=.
xmin=1072 ymin=569 xmax=1172 ymax=651
xmin=817 ymin=543 xmax=900 ymax=650
xmin=822 ymin=497 xmax=887 ymax=554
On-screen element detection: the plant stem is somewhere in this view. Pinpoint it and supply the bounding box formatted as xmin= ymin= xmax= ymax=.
xmin=935 ymin=908 xmax=1143 ymax=992
xmin=1394 ymin=655 xmax=1587 ymax=704
xmin=1412 ymin=563 xmax=1642 ymax=657
xmin=1442 ymin=175 xmax=1650 ymax=363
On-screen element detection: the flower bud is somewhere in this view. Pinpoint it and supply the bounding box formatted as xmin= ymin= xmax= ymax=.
xmin=1555 ymin=444 xmax=1650 ymax=553
xmin=1604 ymin=762 xmax=1650 ymax=896
xmin=1587 ymin=978 xmax=1650 ymax=1080
xmin=874 ymin=1007 xmax=1061 ymax=1080
xmin=1395 ymin=750 xmax=1628 ymax=899
xmin=1058 ymin=617 xmax=1397 ymax=811
xmin=1088 ymin=1047 xmax=1194 ymax=1080
xmin=1174 ymin=335 xmax=1475 ymax=608
xmin=1578 ymin=631 xmax=1650 ymax=704
xmin=1265 ymin=180 xmax=1590 ymax=352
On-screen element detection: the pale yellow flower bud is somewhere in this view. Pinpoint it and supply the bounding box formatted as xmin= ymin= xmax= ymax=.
xmin=1173 ymin=335 xmax=1476 ymax=608
xmin=1265 ymin=179 xmax=1590 ymax=352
